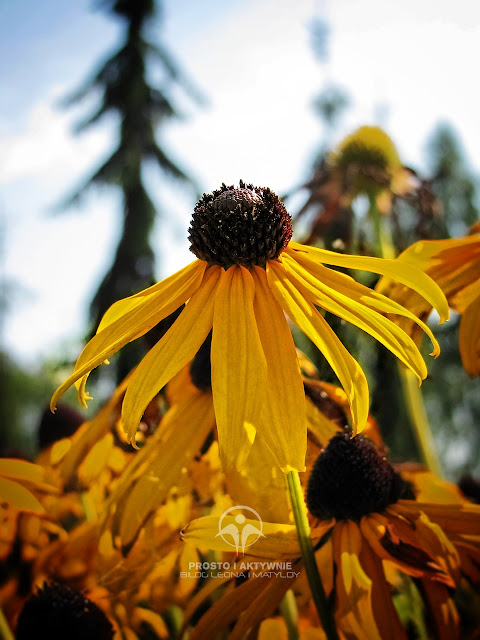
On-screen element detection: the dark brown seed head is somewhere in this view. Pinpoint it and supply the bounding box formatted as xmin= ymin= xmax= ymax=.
xmin=306 ymin=433 xmax=413 ymax=521
xmin=16 ymin=582 xmax=114 ymax=640
xmin=188 ymin=180 xmax=293 ymax=268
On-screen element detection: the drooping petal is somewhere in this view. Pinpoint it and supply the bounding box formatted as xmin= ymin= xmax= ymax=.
xmin=421 ymin=580 xmax=460 ymax=640
xmin=117 ymin=392 xmax=215 ymax=553
xmin=96 ymin=259 xmax=205 ymax=332
xmin=228 ymin=564 xmax=300 ymax=640
xmin=121 ymin=266 xmax=220 ymax=442
xmin=286 ymin=241 xmax=449 ymax=323
xmin=211 ymin=266 xmax=267 ymax=470
xmin=0 ymin=477 xmax=45 ymax=513
xmin=50 ymin=260 xmax=206 ymax=410
xmin=281 ymin=253 xmax=427 ymax=381
xmin=0 ymin=458 xmax=46 ymax=486
xmin=287 ymin=250 xmax=441 ymax=356
xmin=182 ymin=515 xmax=332 ymax=558
xmin=393 ymin=500 xmax=480 ymax=538
xmin=332 ymin=521 xmax=381 ymax=640
xmin=360 ymin=512 xmax=453 ymax=586
xmin=225 ymin=432 xmax=292 ymax=524
xmin=267 ymin=261 xmax=369 ymax=434
xmin=185 ymin=566 xmax=288 ymax=640
xmin=459 ymin=295 xmax=480 ymax=376
xmin=251 ymin=266 xmax=306 ymax=472
xmin=57 ymin=376 xmax=129 ymax=485
xmin=359 ymin=541 xmax=408 ymax=640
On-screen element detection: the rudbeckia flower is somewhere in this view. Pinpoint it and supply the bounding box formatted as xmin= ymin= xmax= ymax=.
xmin=183 ymin=433 xmax=480 ymax=640
xmin=51 ymin=182 xmax=448 ymax=472
xmin=376 ymin=231 xmax=480 ymax=376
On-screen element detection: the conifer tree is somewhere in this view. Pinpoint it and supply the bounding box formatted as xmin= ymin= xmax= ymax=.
xmin=61 ymin=0 xmax=202 ymax=363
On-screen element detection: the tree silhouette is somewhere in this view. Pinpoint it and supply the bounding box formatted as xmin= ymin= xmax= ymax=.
xmin=61 ymin=0 xmax=203 ymax=366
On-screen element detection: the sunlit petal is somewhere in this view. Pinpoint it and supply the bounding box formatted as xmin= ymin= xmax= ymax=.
xmin=182 ymin=515 xmax=332 ymax=558
xmin=0 ymin=477 xmax=45 ymax=513
xmin=360 ymin=541 xmax=408 ymax=639
xmin=282 ymin=253 xmax=427 ymax=381
xmin=287 ymin=250 xmax=441 ymax=356
xmin=287 ymin=241 xmax=449 ymax=322
xmin=117 ymin=393 xmax=215 ymax=552
xmin=97 ymin=259 xmax=205 ymax=332
xmin=50 ymin=260 xmax=206 ymax=410
xmin=225 ymin=433 xmax=292 ymax=524
xmin=267 ymin=261 xmax=369 ymax=434
xmin=121 ymin=266 xmax=220 ymax=443
xmin=252 ymin=266 xmax=306 ymax=472
xmin=332 ymin=520 xmax=381 ymax=640
xmin=211 ymin=266 xmax=267 ymax=470
xmin=459 ymin=295 xmax=480 ymax=376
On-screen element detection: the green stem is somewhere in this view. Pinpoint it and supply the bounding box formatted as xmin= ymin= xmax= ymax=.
xmin=398 ymin=365 xmax=443 ymax=477
xmin=279 ymin=590 xmax=300 ymax=640
xmin=0 ymin=609 xmax=15 ymax=640
xmin=368 ymin=193 xmax=396 ymax=260
xmin=286 ymin=470 xmax=339 ymax=640
xmin=369 ymin=194 xmax=443 ymax=477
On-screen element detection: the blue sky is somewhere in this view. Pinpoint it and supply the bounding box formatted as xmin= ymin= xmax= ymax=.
xmin=1 ymin=0 xmax=480 ymax=363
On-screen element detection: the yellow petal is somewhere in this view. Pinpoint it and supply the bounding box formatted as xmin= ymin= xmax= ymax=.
xmin=225 ymin=433 xmax=292 ymax=525
xmin=252 ymin=267 xmax=306 ymax=472
xmin=182 ymin=515 xmax=332 ymax=558
xmin=421 ymin=581 xmax=460 ymax=640
xmin=0 ymin=477 xmax=45 ymax=513
xmin=332 ymin=521 xmax=381 ymax=640
xmin=459 ymin=295 xmax=480 ymax=377
xmin=360 ymin=539 xmax=408 ymax=639
xmin=211 ymin=266 xmax=267 ymax=470
xmin=97 ymin=259 xmax=205 ymax=332
xmin=287 ymin=242 xmax=449 ymax=323
xmin=117 ymin=393 xmax=215 ymax=552
xmin=77 ymin=433 xmax=114 ymax=486
xmin=282 ymin=254 xmax=427 ymax=381
xmin=267 ymin=261 xmax=369 ymax=434
xmin=289 ymin=250 xmax=441 ymax=356
xmin=0 ymin=459 xmax=46 ymax=484
xmin=121 ymin=266 xmax=220 ymax=443
xmin=50 ymin=260 xmax=206 ymax=411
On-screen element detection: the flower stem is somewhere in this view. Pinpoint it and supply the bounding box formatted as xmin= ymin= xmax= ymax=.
xmin=398 ymin=364 xmax=443 ymax=477
xmin=368 ymin=194 xmax=443 ymax=477
xmin=279 ymin=590 xmax=300 ymax=640
xmin=286 ymin=470 xmax=339 ymax=640
xmin=368 ymin=193 xmax=396 ymax=260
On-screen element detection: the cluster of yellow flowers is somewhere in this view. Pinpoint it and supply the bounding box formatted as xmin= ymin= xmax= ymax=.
xmin=1 ymin=128 xmax=480 ymax=640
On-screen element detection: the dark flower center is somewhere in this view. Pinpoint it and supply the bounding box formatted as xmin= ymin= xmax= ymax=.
xmin=188 ymin=180 xmax=293 ymax=268
xmin=16 ymin=582 xmax=114 ymax=640
xmin=306 ymin=433 xmax=413 ymax=521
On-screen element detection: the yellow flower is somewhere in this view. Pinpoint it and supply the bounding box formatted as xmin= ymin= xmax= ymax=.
xmin=51 ymin=182 xmax=448 ymax=472
xmin=331 ymin=125 xmax=415 ymax=210
xmin=376 ymin=231 xmax=480 ymax=376
xmin=183 ymin=433 xmax=480 ymax=640
xmin=332 ymin=125 xmax=401 ymax=185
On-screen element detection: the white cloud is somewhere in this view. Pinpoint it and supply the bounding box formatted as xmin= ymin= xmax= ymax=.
xmin=0 ymin=87 xmax=112 ymax=187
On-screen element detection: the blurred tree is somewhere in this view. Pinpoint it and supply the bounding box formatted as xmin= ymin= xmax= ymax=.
xmin=390 ymin=123 xmax=479 ymax=250
xmin=59 ymin=0 xmax=203 ymax=379
xmin=426 ymin=123 xmax=479 ymax=237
